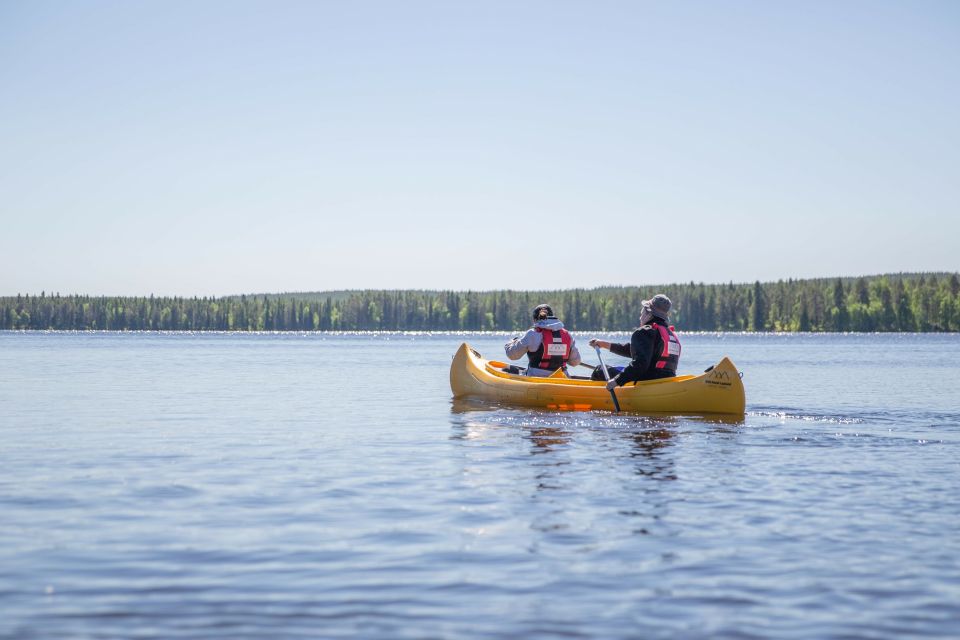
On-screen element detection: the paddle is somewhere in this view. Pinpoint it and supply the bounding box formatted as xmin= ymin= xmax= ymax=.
xmin=594 ymin=346 xmax=621 ymax=412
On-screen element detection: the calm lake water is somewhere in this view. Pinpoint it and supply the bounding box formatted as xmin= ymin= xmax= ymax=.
xmin=1 ymin=331 xmax=958 ymax=639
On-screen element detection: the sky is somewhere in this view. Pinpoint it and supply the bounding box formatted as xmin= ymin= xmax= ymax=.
xmin=1 ymin=0 xmax=958 ymax=296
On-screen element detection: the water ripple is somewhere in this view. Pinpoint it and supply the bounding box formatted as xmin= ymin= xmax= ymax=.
xmin=3 ymin=332 xmax=960 ymax=639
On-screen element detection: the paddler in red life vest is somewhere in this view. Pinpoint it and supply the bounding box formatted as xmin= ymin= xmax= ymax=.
xmin=589 ymin=294 xmax=681 ymax=390
xmin=504 ymin=304 xmax=582 ymax=377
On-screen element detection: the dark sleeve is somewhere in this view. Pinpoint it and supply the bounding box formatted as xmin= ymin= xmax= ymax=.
xmin=613 ymin=328 xmax=655 ymax=385
xmin=609 ymin=342 xmax=631 ymax=358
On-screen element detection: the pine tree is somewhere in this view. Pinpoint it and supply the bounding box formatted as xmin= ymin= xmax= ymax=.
xmin=831 ymin=279 xmax=849 ymax=331
xmin=749 ymin=281 xmax=766 ymax=331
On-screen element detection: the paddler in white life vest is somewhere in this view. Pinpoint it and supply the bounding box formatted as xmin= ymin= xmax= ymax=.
xmin=589 ymin=294 xmax=681 ymax=389
xmin=504 ymin=304 xmax=582 ymax=377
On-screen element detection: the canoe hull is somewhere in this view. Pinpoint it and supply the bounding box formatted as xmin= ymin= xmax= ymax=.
xmin=449 ymin=342 xmax=745 ymax=416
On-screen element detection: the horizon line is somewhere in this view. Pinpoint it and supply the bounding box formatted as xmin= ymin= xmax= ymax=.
xmin=2 ymin=270 xmax=957 ymax=299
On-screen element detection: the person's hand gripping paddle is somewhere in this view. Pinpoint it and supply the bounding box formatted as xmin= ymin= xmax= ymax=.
xmin=594 ymin=346 xmax=621 ymax=413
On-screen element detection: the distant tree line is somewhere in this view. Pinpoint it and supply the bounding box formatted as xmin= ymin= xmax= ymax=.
xmin=2 ymin=273 xmax=958 ymax=332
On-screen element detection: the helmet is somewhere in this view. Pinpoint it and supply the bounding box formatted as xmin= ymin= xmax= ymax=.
xmin=532 ymin=304 xmax=554 ymax=321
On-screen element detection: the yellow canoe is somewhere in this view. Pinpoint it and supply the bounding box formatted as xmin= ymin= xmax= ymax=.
xmin=449 ymin=342 xmax=745 ymax=416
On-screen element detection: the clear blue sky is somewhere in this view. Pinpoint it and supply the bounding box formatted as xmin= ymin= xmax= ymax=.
xmin=2 ymin=0 xmax=958 ymax=296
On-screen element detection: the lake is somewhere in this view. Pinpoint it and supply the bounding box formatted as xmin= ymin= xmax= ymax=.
xmin=1 ymin=331 xmax=958 ymax=639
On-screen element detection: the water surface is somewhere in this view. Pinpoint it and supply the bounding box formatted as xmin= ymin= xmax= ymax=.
xmin=1 ymin=332 xmax=958 ymax=638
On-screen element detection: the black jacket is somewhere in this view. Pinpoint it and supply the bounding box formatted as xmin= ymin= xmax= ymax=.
xmin=609 ymin=325 xmax=676 ymax=385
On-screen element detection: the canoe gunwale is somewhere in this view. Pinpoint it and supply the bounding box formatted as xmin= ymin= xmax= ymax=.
xmin=482 ymin=359 xmax=698 ymax=387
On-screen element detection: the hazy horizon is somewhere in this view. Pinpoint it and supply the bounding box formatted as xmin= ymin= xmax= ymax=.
xmin=4 ymin=270 xmax=956 ymax=300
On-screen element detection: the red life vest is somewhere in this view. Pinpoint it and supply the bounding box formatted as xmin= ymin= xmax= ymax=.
xmin=529 ymin=328 xmax=572 ymax=370
xmin=651 ymin=323 xmax=681 ymax=373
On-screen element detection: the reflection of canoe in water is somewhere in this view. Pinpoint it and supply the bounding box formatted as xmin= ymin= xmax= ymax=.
xmin=449 ymin=343 xmax=746 ymax=416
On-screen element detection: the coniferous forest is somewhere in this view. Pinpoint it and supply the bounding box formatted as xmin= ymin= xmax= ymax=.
xmin=2 ymin=273 xmax=958 ymax=332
